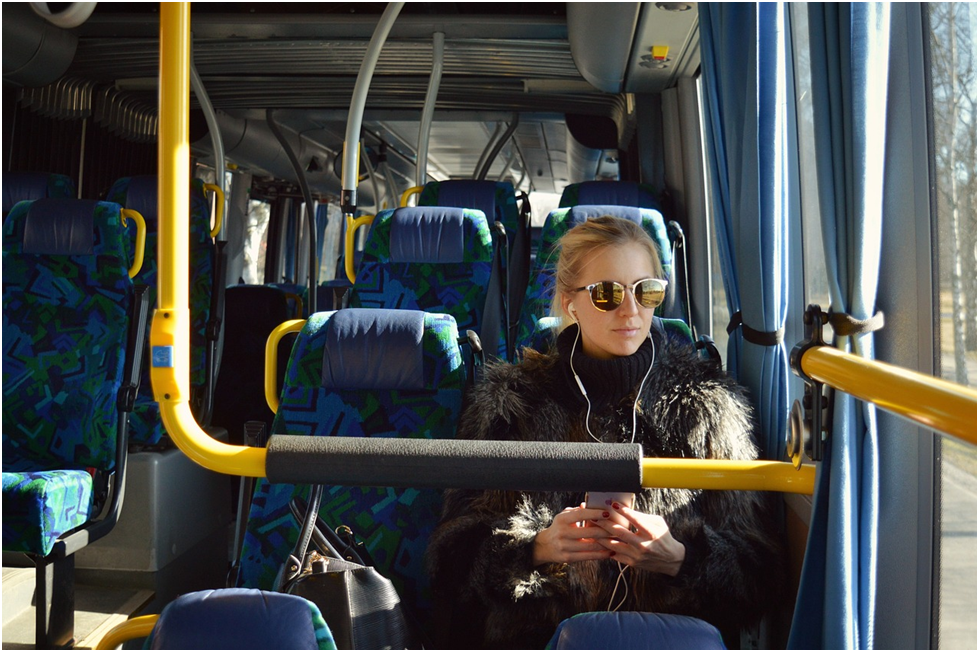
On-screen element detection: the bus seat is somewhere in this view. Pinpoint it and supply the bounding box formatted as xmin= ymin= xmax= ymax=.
xmin=513 ymin=205 xmax=672 ymax=355
xmin=419 ymin=179 xmax=519 ymax=241
xmin=559 ymin=180 xmax=663 ymax=211
xmin=106 ymin=175 xmax=220 ymax=444
xmin=546 ymin=612 xmax=725 ymax=650
xmin=2 ymin=172 xmax=76 ymax=216
xmin=211 ymin=285 xmax=292 ymax=447
xmin=236 ymin=309 xmax=466 ymax=634
xmin=144 ymin=588 xmax=335 ymax=650
xmin=348 ymin=206 xmax=506 ymax=358
xmin=418 ymin=180 xmax=530 ymax=360
xmin=2 ymin=198 xmax=146 ymax=647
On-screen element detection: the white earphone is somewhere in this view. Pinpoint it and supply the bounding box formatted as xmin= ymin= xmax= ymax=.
xmin=568 ymin=304 xmax=578 ymax=322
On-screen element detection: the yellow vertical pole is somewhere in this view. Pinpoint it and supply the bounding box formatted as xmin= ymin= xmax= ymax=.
xmin=151 ymin=1 xmax=265 ymax=477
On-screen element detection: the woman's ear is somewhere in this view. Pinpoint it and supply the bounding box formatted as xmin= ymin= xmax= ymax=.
xmin=560 ymin=294 xmax=576 ymax=322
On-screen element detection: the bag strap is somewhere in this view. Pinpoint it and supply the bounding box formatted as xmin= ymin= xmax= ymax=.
xmin=280 ymin=484 xmax=324 ymax=588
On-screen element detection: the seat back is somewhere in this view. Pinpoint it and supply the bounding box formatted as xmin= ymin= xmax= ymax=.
xmin=236 ymin=309 xmax=465 ymax=625
xmin=3 ymin=173 xmax=76 ymax=216
xmin=559 ymin=180 xmax=663 ymax=211
xmin=106 ymin=176 xmax=215 ymax=445
xmin=211 ymin=285 xmax=293 ymax=446
xmin=514 ymin=205 xmax=671 ymax=353
xmin=418 ymin=180 xmax=528 ymax=359
xmin=349 ymin=206 xmax=500 ymax=354
xmin=547 ymin=612 xmax=726 ymax=650
xmin=2 ymin=199 xmax=135 ymax=560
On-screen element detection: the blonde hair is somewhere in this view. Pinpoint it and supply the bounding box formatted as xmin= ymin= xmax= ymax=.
xmin=549 ymin=215 xmax=664 ymax=331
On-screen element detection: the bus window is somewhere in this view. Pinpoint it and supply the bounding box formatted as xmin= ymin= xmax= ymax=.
xmin=928 ymin=3 xmax=978 ymax=649
xmin=788 ymin=5 xmax=831 ymax=316
xmin=318 ymin=198 xmax=344 ymax=283
xmin=243 ymin=199 xmax=271 ymax=285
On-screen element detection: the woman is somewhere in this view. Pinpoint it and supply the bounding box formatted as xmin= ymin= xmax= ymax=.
xmin=426 ymin=216 xmax=785 ymax=649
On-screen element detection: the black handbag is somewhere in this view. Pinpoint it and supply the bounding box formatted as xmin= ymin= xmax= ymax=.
xmin=278 ymin=485 xmax=411 ymax=650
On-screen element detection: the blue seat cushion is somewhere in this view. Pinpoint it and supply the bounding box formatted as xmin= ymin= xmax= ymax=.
xmin=2 ymin=468 xmax=94 ymax=557
xmin=146 ymin=588 xmax=335 ymax=650
xmin=546 ymin=612 xmax=726 ymax=650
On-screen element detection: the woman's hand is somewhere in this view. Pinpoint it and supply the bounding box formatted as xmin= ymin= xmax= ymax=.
xmin=592 ymin=503 xmax=686 ymax=576
xmin=532 ymin=505 xmax=617 ymax=566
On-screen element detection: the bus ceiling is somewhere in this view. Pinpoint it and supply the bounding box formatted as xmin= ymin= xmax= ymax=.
xmin=4 ymin=3 xmax=703 ymax=193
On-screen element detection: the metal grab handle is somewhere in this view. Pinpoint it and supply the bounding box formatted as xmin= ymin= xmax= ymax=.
xmin=202 ymin=183 xmax=224 ymax=237
xmin=265 ymin=320 xmax=306 ymax=414
xmin=120 ymin=209 xmax=146 ymax=278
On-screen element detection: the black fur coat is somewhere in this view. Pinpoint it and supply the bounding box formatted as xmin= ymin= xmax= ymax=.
xmin=426 ymin=325 xmax=785 ymax=649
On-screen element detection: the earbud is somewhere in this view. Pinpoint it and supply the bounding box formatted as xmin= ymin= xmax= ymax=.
xmin=569 ymin=305 xmax=578 ymax=322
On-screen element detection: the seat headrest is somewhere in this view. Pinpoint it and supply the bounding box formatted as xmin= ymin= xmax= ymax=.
xmin=572 ymin=181 xmax=660 ymax=208
xmin=118 ymin=176 xmax=159 ymax=223
xmin=322 ymin=309 xmax=427 ymax=390
xmin=3 ymin=173 xmax=75 ymax=214
xmin=389 ymin=206 xmax=472 ymax=263
xmin=434 ymin=180 xmax=499 ymax=224
xmin=567 ymin=205 xmax=644 ymax=227
xmin=148 ymin=589 xmax=322 ymax=650
xmin=22 ymin=199 xmax=98 ymax=255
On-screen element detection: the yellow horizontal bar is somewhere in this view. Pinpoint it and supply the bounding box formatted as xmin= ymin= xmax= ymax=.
xmin=266 ymin=319 xmax=306 ymax=414
xmin=203 ymin=183 xmax=224 ymax=237
xmin=801 ymin=346 xmax=977 ymax=445
xmin=119 ymin=209 xmax=146 ymax=278
xmin=642 ymin=458 xmax=815 ymax=494
xmin=96 ymin=614 xmax=158 ymax=650
xmin=400 ymin=185 xmax=423 ymax=207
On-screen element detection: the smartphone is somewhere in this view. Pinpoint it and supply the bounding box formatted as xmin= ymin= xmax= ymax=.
xmin=585 ymin=491 xmax=635 ymax=528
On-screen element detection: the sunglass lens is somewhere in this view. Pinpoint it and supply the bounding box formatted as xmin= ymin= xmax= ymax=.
xmin=590 ymin=281 xmax=624 ymax=311
xmin=636 ymin=279 xmax=666 ymax=308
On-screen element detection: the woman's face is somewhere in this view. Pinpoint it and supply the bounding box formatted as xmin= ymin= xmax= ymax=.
xmin=561 ymin=242 xmax=656 ymax=359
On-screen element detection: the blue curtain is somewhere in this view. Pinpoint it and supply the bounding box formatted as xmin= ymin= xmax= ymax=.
xmin=700 ymin=2 xmax=790 ymax=459
xmin=788 ymin=4 xmax=889 ymax=649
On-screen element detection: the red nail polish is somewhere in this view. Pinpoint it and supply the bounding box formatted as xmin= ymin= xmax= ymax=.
xmin=612 ymin=502 xmax=621 ymax=510
xmin=602 ymin=511 xmax=610 ymax=518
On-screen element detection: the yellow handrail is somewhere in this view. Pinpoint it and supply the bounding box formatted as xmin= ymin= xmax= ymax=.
xmin=283 ymin=292 xmax=304 ymax=319
xmin=120 ymin=208 xmax=146 ymax=279
xmin=96 ymin=615 xmax=158 ymax=650
xmin=265 ymin=319 xmax=306 ymax=414
xmin=643 ymin=459 xmax=815 ymax=494
xmin=400 ymin=185 xmax=423 ymax=207
xmin=202 ymin=183 xmax=224 ymax=237
xmin=801 ymin=346 xmax=978 ymax=445
xmin=344 ymin=213 xmax=374 ymax=283
xmin=152 ymin=2 xmax=266 ymax=478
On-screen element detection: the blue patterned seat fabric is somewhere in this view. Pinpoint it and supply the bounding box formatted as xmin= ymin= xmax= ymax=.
xmin=418 ymin=180 xmax=523 ymax=358
xmin=559 ymin=180 xmax=663 ymax=211
xmin=2 ymin=173 xmax=76 ymax=216
xmin=348 ymin=206 xmax=496 ymax=351
xmin=106 ymin=176 xmax=214 ymax=445
xmin=514 ymin=205 xmax=672 ymax=355
xmin=2 ymin=199 xmax=133 ymax=556
xmin=236 ymin=309 xmax=465 ymax=630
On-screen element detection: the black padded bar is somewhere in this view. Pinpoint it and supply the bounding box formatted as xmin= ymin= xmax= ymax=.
xmin=266 ymin=436 xmax=642 ymax=493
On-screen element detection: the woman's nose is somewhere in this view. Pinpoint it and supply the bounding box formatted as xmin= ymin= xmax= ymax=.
xmin=618 ymin=289 xmax=640 ymax=315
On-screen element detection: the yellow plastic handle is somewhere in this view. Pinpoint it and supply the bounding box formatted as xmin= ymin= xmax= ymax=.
xmin=265 ymin=319 xmax=306 ymax=414
xmin=283 ymin=292 xmax=304 ymax=319
xmin=120 ymin=209 xmax=146 ymax=279
xmin=344 ymin=213 xmax=375 ymax=284
xmin=203 ymin=183 xmax=224 ymax=237
xmin=400 ymin=186 xmax=423 ymax=207
xmin=96 ymin=614 xmax=159 ymax=649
